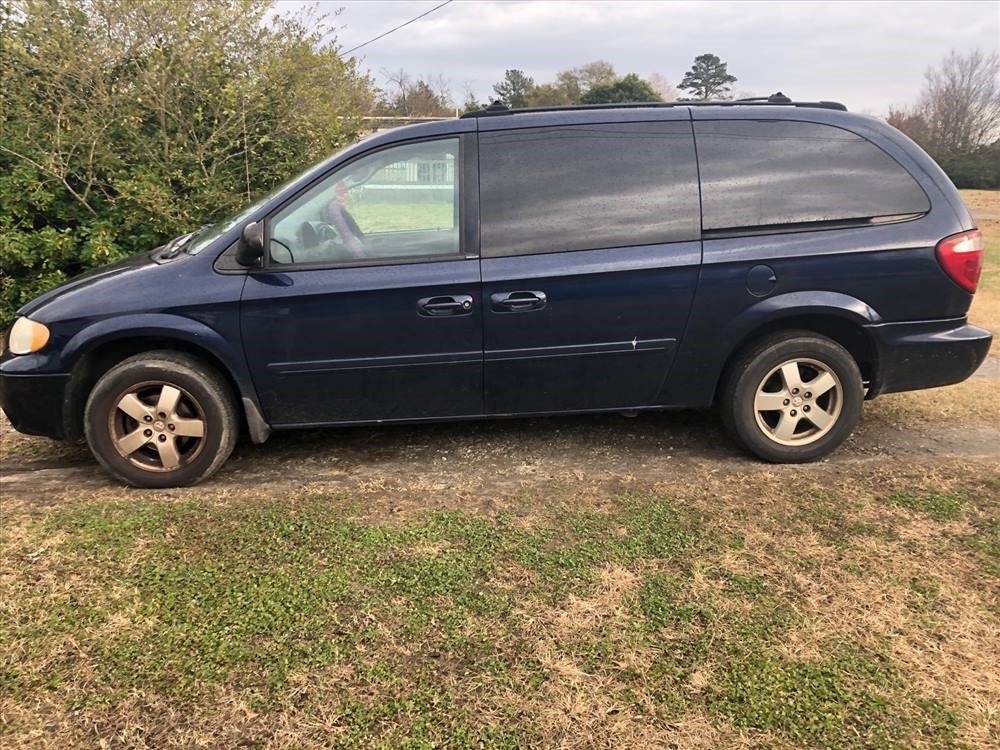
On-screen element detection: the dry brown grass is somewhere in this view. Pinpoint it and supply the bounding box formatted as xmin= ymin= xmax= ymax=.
xmin=961 ymin=190 xmax=1000 ymax=215
xmin=964 ymin=189 xmax=1000 ymax=348
xmin=866 ymin=377 xmax=1000 ymax=428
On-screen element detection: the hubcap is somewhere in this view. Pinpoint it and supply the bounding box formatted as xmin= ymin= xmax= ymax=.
xmin=108 ymin=382 xmax=206 ymax=471
xmin=753 ymin=358 xmax=842 ymax=446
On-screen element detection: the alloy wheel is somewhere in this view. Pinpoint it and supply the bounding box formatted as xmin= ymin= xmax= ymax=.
xmin=753 ymin=358 xmax=843 ymax=446
xmin=108 ymin=381 xmax=207 ymax=471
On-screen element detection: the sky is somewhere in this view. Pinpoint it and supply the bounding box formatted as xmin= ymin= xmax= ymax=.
xmin=277 ymin=0 xmax=1000 ymax=115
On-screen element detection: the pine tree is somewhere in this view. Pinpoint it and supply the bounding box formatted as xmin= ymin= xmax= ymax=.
xmin=679 ymin=54 xmax=737 ymax=100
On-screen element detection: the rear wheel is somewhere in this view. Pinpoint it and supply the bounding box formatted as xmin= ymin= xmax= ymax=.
xmin=84 ymin=352 xmax=238 ymax=487
xmin=721 ymin=332 xmax=863 ymax=463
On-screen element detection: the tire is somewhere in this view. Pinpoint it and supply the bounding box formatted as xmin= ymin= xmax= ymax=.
xmin=84 ymin=351 xmax=238 ymax=488
xmin=720 ymin=331 xmax=863 ymax=463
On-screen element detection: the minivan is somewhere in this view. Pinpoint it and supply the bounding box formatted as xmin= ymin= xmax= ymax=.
xmin=1 ymin=95 xmax=991 ymax=488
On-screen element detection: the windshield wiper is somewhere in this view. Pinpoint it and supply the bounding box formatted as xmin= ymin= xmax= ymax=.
xmin=150 ymin=224 xmax=214 ymax=263
xmin=165 ymin=224 xmax=213 ymax=257
xmin=180 ymin=223 xmax=213 ymax=248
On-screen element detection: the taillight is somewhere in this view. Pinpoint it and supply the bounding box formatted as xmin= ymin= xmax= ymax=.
xmin=935 ymin=230 xmax=984 ymax=293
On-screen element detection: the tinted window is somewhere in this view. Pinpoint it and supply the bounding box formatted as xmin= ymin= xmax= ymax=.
xmin=479 ymin=121 xmax=699 ymax=257
xmin=695 ymin=120 xmax=929 ymax=231
xmin=269 ymin=138 xmax=460 ymax=266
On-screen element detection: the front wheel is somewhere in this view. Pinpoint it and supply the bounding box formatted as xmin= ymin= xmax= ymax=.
xmin=84 ymin=352 xmax=238 ymax=487
xmin=721 ymin=332 xmax=863 ymax=463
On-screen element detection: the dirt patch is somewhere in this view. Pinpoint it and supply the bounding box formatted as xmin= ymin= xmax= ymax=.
xmin=972 ymin=355 xmax=1000 ymax=378
xmin=3 ymin=389 xmax=999 ymax=515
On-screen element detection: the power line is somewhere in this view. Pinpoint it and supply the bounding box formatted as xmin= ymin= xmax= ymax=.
xmin=342 ymin=0 xmax=455 ymax=56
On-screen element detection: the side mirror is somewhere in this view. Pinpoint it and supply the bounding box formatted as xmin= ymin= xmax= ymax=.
xmin=235 ymin=222 xmax=264 ymax=267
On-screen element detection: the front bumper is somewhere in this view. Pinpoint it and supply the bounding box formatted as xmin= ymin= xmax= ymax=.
xmin=867 ymin=318 xmax=992 ymax=397
xmin=0 ymin=370 xmax=72 ymax=440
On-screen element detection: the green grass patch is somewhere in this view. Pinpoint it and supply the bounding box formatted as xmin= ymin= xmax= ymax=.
xmin=906 ymin=577 xmax=941 ymax=614
xmin=965 ymin=517 xmax=1000 ymax=578
xmin=889 ymin=490 xmax=965 ymax=522
xmin=792 ymin=490 xmax=893 ymax=548
xmin=710 ymin=645 xmax=905 ymax=748
xmin=347 ymin=199 xmax=454 ymax=233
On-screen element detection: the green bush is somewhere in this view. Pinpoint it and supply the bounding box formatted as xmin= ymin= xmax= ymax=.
xmin=939 ymin=143 xmax=1000 ymax=189
xmin=0 ymin=0 xmax=375 ymax=323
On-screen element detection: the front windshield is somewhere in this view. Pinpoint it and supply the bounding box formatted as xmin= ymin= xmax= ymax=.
xmin=186 ymin=135 xmax=376 ymax=254
xmin=185 ymin=194 xmax=271 ymax=255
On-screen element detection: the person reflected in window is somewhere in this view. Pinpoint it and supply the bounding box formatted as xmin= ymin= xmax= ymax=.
xmin=326 ymin=181 xmax=366 ymax=258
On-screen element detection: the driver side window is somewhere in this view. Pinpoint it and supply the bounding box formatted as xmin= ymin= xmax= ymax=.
xmin=269 ymin=138 xmax=460 ymax=266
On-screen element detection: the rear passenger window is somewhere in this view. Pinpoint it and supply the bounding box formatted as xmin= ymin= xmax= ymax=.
xmin=695 ymin=120 xmax=929 ymax=233
xmin=479 ymin=122 xmax=699 ymax=257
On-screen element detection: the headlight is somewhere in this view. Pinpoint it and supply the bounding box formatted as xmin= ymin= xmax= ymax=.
xmin=8 ymin=317 xmax=50 ymax=355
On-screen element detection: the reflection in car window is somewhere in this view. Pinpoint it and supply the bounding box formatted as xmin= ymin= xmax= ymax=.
xmin=185 ymin=149 xmax=353 ymax=255
xmin=269 ymin=139 xmax=460 ymax=266
xmin=695 ymin=120 xmax=929 ymax=231
xmin=479 ymin=121 xmax=700 ymax=258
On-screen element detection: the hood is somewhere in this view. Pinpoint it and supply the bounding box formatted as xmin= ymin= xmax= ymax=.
xmin=17 ymin=246 xmax=192 ymax=321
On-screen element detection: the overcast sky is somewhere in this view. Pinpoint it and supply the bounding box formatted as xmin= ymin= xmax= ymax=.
xmin=280 ymin=0 xmax=999 ymax=114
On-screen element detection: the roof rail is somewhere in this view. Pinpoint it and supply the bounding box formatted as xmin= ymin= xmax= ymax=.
xmin=736 ymin=91 xmax=792 ymax=104
xmin=461 ymin=92 xmax=847 ymax=118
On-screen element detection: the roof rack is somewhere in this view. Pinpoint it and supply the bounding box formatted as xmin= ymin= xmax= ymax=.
xmin=461 ymin=92 xmax=847 ymax=118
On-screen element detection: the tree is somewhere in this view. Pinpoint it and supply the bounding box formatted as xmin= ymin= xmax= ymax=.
xmin=524 ymin=83 xmax=574 ymax=107
xmin=888 ymin=50 xmax=1000 ymax=188
xmin=887 ymin=107 xmax=932 ymax=147
xmin=523 ymin=61 xmax=618 ymax=106
xmin=648 ymin=73 xmax=679 ymax=102
xmin=679 ymin=53 xmax=737 ymax=100
xmin=0 ymin=0 xmax=375 ymax=322
xmin=492 ymin=69 xmax=534 ymax=108
xmin=460 ymin=82 xmax=484 ymax=114
xmin=918 ymin=49 xmax=1000 ymax=158
xmin=580 ymin=73 xmax=661 ymax=105
xmin=885 ymin=50 xmax=1000 ymax=188
xmin=377 ymin=70 xmax=452 ymax=117
xmin=564 ymin=61 xmax=618 ymax=93
xmin=491 ymin=61 xmax=621 ymax=108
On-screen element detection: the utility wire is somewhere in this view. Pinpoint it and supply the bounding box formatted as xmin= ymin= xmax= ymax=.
xmin=342 ymin=0 xmax=455 ymax=56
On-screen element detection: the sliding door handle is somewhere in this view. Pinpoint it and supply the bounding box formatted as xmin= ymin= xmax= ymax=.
xmin=490 ymin=290 xmax=547 ymax=312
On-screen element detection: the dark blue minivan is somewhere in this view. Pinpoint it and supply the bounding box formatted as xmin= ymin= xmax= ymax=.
xmin=0 ymin=97 xmax=991 ymax=487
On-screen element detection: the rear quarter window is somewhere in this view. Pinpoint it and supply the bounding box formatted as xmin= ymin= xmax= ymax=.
xmin=479 ymin=121 xmax=700 ymax=257
xmin=695 ymin=120 xmax=929 ymax=232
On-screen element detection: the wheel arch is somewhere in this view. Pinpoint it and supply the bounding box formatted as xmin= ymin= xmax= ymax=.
xmin=61 ymin=315 xmax=266 ymax=441
xmin=712 ymin=295 xmax=880 ymax=404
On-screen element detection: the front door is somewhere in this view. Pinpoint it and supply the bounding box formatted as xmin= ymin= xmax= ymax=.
xmin=477 ymin=117 xmax=702 ymax=414
xmin=241 ymin=135 xmax=483 ymax=427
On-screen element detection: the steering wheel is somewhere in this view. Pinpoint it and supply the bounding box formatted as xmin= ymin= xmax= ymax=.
xmin=298 ymin=220 xmax=338 ymax=249
xmin=270 ymin=236 xmax=296 ymax=264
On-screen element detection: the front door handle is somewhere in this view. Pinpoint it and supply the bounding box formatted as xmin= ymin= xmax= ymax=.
xmin=490 ymin=290 xmax=547 ymax=312
xmin=418 ymin=294 xmax=474 ymax=317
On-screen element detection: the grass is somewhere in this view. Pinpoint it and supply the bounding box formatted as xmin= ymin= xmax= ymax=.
xmin=889 ymin=490 xmax=965 ymax=522
xmin=2 ymin=468 xmax=998 ymax=749
xmin=346 ymin=199 xmax=455 ymax=234
xmin=965 ymin=190 xmax=1000 ymax=347
xmin=969 ymin=219 xmax=1000 ymax=352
